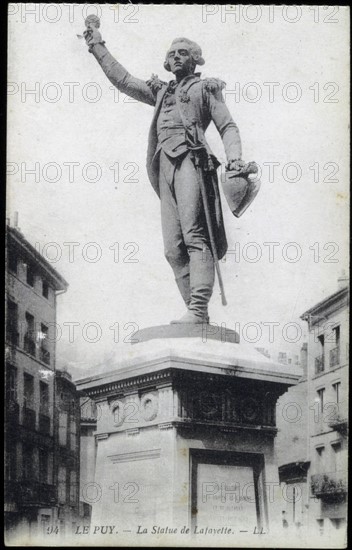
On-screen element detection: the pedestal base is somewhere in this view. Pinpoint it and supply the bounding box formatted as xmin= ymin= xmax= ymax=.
xmin=76 ymin=326 xmax=301 ymax=544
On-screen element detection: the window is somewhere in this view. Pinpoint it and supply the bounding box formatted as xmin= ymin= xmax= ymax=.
xmin=26 ymin=263 xmax=35 ymax=286
xmin=23 ymin=373 xmax=34 ymax=409
xmin=42 ymin=280 xmax=49 ymax=299
xmin=5 ymin=440 xmax=17 ymax=481
xmin=39 ymin=324 xmax=50 ymax=365
xmin=48 ymin=453 xmax=53 ymax=484
xmin=330 ymin=518 xmax=346 ymax=530
xmin=6 ymin=365 xmax=17 ymax=402
xmin=317 ymin=388 xmax=325 ymax=413
xmin=330 ymin=326 xmax=341 ymax=367
xmin=24 ymin=312 xmax=35 ymax=356
xmin=315 ymin=335 xmax=325 ymax=373
xmin=8 ymin=247 xmax=18 ymax=274
xmin=70 ymin=419 xmax=77 ymax=451
xmin=59 ymin=412 xmax=68 ymax=446
xmin=23 ymin=444 xmax=34 ymax=479
xmin=41 ymin=323 xmax=48 ymax=340
xmin=333 ymin=326 xmax=340 ymax=348
xmin=316 ymin=519 xmax=324 ymax=536
xmin=315 ymin=445 xmax=325 ymax=474
xmin=70 ymin=471 xmax=78 ymax=503
xmin=6 ymin=299 xmax=19 ymax=346
xmin=39 ymin=450 xmax=48 ymax=483
xmin=316 ymin=446 xmax=324 ymax=457
xmin=58 ymin=466 xmax=67 ymax=504
xmin=332 ymin=382 xmax=341 ymax=404
xmin=331 ymin=441 xmax=343 ymax=471
xmin=40 ymin=381 xmax=49 ymax=414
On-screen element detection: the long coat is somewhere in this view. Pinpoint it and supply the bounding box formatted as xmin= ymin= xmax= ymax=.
xmin=91 ymin=45 xmax=242 ymax=259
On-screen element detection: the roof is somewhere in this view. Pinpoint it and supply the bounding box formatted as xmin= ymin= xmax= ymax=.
xmin=6 ymin=225 xmax=68 ymax=292
xmin=300 ymin=286 xmax=349 ymax=321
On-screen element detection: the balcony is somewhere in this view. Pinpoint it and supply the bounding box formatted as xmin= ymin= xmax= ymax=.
xmin=5 ymin=480 xmax=57 ymax=507
xmin=311 ymin=472 xmax=347 ymax=500
xmin=39 ymin=413 xmax=51 ymax=434
xmin=40 ymin=347 xmax=50 ymax=365
xmin=5 ymin=401 xmax=20 ymax=425
xmin=328 ymin=414 xmax=348 ymax=436
xmin=24 ymin=334 xmax=36 ymax=357
xmin=315 ymin=354 xmax=325 ymax=374
xmin=330 ymin=346 xmax=340 ymax=368
xmin=22 ymin=406 xmax=36 ymax=430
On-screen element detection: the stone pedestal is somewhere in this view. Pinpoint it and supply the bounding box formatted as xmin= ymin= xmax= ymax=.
xmin=76 ymin=325 xmax=301 ymax=543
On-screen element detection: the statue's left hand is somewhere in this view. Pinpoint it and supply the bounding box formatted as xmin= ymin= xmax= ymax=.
xmin=227 ymin=159 xmax=246 ymax=172
xmin=227 ymin=160 xmax=259 ymax=177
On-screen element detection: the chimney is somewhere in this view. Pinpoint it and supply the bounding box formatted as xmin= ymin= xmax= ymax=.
xmin=14 ymin=212 xmax=19 ymax=227
xmin=300 ymin=342 xmax=308 ymax=379
xmin=337 ymin=270 xmax=349 ymax=291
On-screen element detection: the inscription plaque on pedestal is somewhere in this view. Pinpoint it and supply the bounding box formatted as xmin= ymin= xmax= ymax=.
xmin=191 ymin=450 xmax=265 ymax=532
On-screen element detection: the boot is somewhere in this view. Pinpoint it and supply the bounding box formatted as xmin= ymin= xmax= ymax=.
xmin=171 ymin=247 xmax=214 ymax=324
xmin=188 ymin=247 xmax=214 ymax=320
xmin=171 ymin=310 xmax=209 ymax=324
xmin=175 ymin=272 xmax=191 ymax=307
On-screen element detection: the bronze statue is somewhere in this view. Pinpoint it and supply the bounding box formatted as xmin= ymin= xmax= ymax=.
xmin=83 ymin=19 xmax=259 ymax=324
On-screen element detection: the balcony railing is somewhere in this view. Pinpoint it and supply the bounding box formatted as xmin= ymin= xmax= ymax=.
xmin=330 ymin=346 xmax=340 ymax=367
xmin=328 ymin=414 xmax=348 ymax=436
xmin=24 ymin=334 xmax=36 ymax=356
xmin=311 ymin=472 xmax=347 ymax=498
xmin=40 ymin=347 xmax=50 ymax=365
xmin=22 ymin=406 xmax=36 ymax=430
xmin=39 ymin=413 xmax=51 ymax=434
xmin=315 ymin=354 xmax=325 ymax=374
xmin=5 ymin=480 xmax=57 ymax=506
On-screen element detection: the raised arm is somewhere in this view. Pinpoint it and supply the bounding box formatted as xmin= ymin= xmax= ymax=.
xmin=85 ymin=27 xmax=156 ymax=107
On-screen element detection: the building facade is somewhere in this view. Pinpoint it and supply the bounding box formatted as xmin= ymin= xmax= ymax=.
xmin=301 ymin=277 xmax=349 ymax=537
xmin=276 ymin=276 xmax=348 ymax=540
xmin=79 ymin=397 xmax=98 ymax=525
xmin=54 ymin=369 xmax=81 ymax=535
xmin=5 ymin=222 xmax=81 ymax=542
xmin=276 ymin=343 xmax=310 ymax=532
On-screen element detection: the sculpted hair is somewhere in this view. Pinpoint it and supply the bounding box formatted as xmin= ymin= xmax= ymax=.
xmin=164 ymin=37 xmax=205 ymax=72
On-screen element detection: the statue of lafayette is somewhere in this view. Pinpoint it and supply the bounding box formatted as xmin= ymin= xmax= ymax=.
xmin=84 ymin=17 xmax=252 ymax=324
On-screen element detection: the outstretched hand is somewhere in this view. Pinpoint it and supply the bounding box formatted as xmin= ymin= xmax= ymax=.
xmin=84 ymin=27 xmax=103 ymax=48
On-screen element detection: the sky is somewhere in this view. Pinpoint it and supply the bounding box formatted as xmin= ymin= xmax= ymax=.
xmin=7 ymin=4 xmax=349 ymax=372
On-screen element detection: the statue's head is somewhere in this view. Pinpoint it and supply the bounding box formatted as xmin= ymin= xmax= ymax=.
xmin=164 ymin=37 xmax=205 ymax=77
